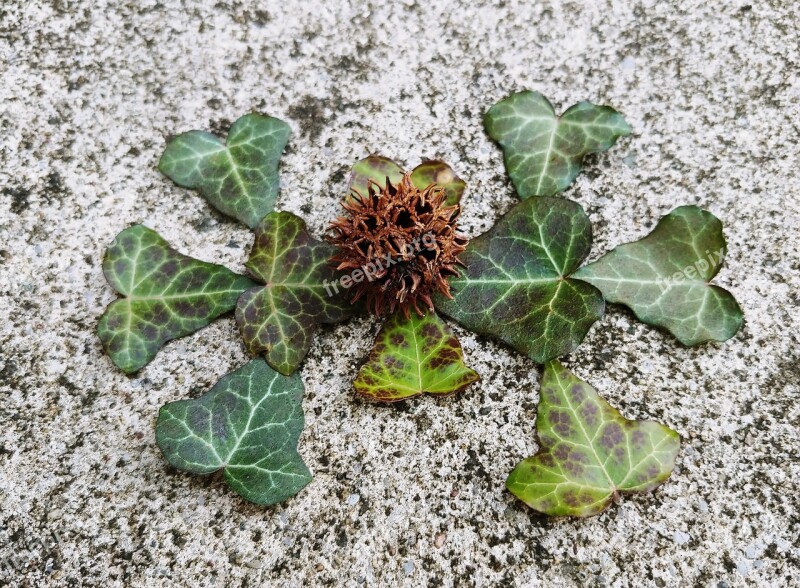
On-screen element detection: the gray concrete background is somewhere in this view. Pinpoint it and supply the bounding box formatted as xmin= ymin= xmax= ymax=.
xmin=1 ymin=1 xmax=798 ymax=586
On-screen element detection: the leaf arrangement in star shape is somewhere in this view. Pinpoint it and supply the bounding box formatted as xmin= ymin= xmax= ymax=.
xmin=97 ymin=93 xmax=743 ymax=512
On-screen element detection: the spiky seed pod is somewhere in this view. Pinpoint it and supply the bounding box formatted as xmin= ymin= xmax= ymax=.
xmin=328 ymin=173 xmax=468 ymax=317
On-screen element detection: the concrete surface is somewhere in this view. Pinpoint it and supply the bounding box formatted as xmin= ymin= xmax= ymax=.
xmin=1 ymin=0 xmax=798 ymax=586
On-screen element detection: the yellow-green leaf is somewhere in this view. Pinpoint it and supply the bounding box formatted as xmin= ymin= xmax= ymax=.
xmin=346 ymin=155 xmax=465 ymax=205
xmin=354 ymin=312 xmax=479 ymax=402
xmin=507 ymin=361 xmax=680 ymax=517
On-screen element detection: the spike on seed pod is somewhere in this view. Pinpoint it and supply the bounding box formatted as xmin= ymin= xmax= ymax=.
xmin=328 ymin=172 xmax=468 ymax=317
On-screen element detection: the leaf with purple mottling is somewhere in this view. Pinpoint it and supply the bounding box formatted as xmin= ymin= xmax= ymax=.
xmin=235 ymin=211 xmax=353 ymax=375
xmin=354 ymin=312 xmax=479 ymax=402
xmin=433 ymin=197 xmax=604 ymax=364
xmin=98 ymin=225 xmax=255 ymax=373
xmin=507 ymin=360 xmax=680 ymax=517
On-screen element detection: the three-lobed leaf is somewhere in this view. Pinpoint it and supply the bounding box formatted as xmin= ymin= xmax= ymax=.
xmin=434 ymin=197 xmax=604 ymax=364
xmin=574 ymin=206 xmax=743 ymax=345
xmin=485 ymin=91 xmax=630 ymax=198
xmin=236 ymin=211 xmax=353 ymax=375
xmin=156 ymin=359 xmax=311 ymax=505
xmin=98 ymin=225 xmax=255 ymax=373
xmin=507 ymin=360 xmax=680 ymax=516
xmin=347 ymin=155 xmax=466 ymax=205
xmin=159 ymin=113 xmax=290 ymax=228
xmin=354 ymin=311 xmax=479 ymax=402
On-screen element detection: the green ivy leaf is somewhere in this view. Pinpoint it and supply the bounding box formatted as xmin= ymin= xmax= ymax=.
xmin=159 ymin=113 xmax=290 ymax=228
xmin=354 ymin=311 xmax=479 ymax=402
xmin=507 ymin=361 xmax=680 ymax=517
xmin=236 ymin=211 xmax=352 ymax=375
xmin=347 ymin=155 xmax=465 ymax=204
xmin=156 ymin=359 xmax=311 ymax=506
xmin=434 ymin=197 xmax=604 ymax=364
xmin=485 ymin=91 xmax=631 ymax=198
xmin=98 ymin=225 xmax=255 ymax=373
xmin=574 ymin=206 xmax=743 ymax=345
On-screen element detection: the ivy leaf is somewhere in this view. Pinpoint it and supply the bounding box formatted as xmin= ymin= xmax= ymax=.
xmin=409 ymin=160 xmax=466 ymax=205
xmin=574 ymin=206 xmax=743 ymax=345
xmin=485 ymin=91 xmax=631 ymax=198
xmin=347 ymin=155 xmax=403 ymax=197
xmin=155 ymin=359 xmax=311 ymax=506
xmin=434 ymin=197 xmax=604 ymax=364
xmin=347 ymin=155 xmax=465 ymax=204
xmin=354 ymin=311 xmax=479 ymax=402
xmin=159 ymin=113 xmax=290 ymax=228
xmin=507 ymin=361 xmax=680 ymax=517
xmin=98 ymin=225 xmax=255 ymax=374
xmin=236 ymin=211 xmax=353 ymax=375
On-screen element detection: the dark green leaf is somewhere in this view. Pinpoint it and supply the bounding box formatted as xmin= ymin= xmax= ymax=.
xmin=507 ymin=361 xmax=680 ymax=517
xmin=156 ymin=359 xmax=311 ymax=505
xmin=236 ymin=211 xmax=352 ymax=375
xmin=354 ymin=311 xmax=479 ymax=402
xmin=574 ymin=206 xmax=743 ymax=345
xmin=159 ymin=113 xmax=290 ymax=228
xmin=98 ymin=225 xmax=255 ymax=373
xmin=434 ymin=197 xmax=604 ymax=363
xmin=485 ymin=91 xmax=631 ymax=198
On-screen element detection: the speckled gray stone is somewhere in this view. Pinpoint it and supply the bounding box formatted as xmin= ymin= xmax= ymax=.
xmin=1 ymin=1 xmax=798 ymax=586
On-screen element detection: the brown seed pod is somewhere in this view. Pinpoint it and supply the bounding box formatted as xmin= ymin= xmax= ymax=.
xmin=328 ymin=172 xmax=468 ymax=317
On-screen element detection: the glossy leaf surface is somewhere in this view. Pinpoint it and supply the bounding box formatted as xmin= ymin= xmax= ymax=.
xmin=159 ymin=113 xmax=290 ymax=228
xmin=409 ymin=160 xmax=466 ymax=205
xmin=434 ymin=197 xmax=604 ymax=363
xmin=347 ymin=155 xmax=465 ymax=204
xmin=485 ymin=91 xmax=630 ymax=198
xmin=236 ymin=212 xmax=352 ymax=375
xmin=347 ymin=155 xmax=403 ymax=198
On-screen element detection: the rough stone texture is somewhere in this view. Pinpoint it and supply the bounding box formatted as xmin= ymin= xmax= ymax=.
xmin=1 ymin=1 xmax=798 ymax=586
